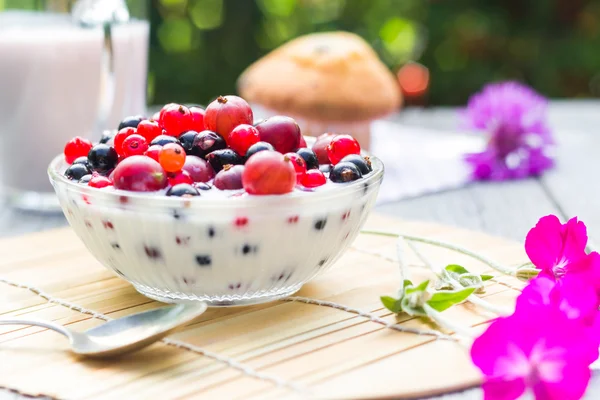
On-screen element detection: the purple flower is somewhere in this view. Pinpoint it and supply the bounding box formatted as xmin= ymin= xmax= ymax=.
xmin=462 ymin=81 xmax=554 ymax=181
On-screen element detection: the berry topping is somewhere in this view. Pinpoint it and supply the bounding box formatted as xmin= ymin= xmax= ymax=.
xmin=121 ymin=134 xmax=149 ymax=158
xmin=254 ymin=116 xmax=301 ymax=154
xmin=214 ymin=164 xmax=244 ymax=190
xmin=206 ymin=148 xmax=243 ymax=172
xmin=150 ymin=134 xmax=179 ymax=147
xmin=298 ymin=135 xmax=307 ymax=149
xmin=242 ymin=151 xmax=296 ymax=195
xmin=245 ymin=141 xmax=274 ymax=159
xmin=296 ymin=147 xmax=319 ymax=170
xmin=78 ymin=174 xmax=93 ymax=184
xmin=118 ymin=115 xmax=144 ymax=130
xmin=339 ymin=154 xmax=372 ymax=175
xmin=300 ymin=169 xmax=327 ymax=188
xmin=87 ymin=144 xmax=118 ymax=173
xmin=166 ymin=183 xmax=200 ymax=197
xmin=228 ymin=124 xmax=260 ymax=156
xmin=319 ymin=164 xmax=332 ymax=173
xmin=144 ymin=144 xmax=162 ymax=162
xmin=168 ymin=170 xmax=193 ymax=186
xmin=137 ymin=119 xmax=163 ymax=144
xmin=327 ymin=134 xmax=361 ymax=165
xmin=112 ymin=156 xmax=168 ymax=192
xmin=114 ymin=127 xmax=136 ymax=156
xmin=159 ymin=103 xmax=193 ymax=136
xmin=64 ymin=136 xmax=93 ymax=164
xmin=284 ymin=152 xmax=307 ymax=181
xmin=312 ymin=133 xmax=337 ymax=164
xmin=329 ymin=161 xmax=362 ymax=183
xmin=89 ymin=174 xmax=113 ymax=188
xmin=72 ymin=156 xmax=90 ymax=168
xmin=178 ymin=131 xmax=199 ymax=154
xmin=159 ymin=143 xmax=186 ymax=172
xmin=195 ymin=182 xmax=212 ymax=191
xmin=204 ymin=95 xmax=253 ymax=141
xmin=189 ymin=106 xmax=206 ymax=132
xmin=99 ymin=130 xmax=116 ymax=145
xmin=65 ymin=163 xmax=91 ymax=181
xmin=191 ymin=130 xmax=227 ymax=158
xmin=182 ymin=155 xmax=215 ymax=182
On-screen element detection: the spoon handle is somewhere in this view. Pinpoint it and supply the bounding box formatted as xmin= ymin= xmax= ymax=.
xmin=0 ymin=318 xmax=72 ymax=339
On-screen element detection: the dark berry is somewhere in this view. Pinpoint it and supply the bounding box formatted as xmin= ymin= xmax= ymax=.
xmin=340 ymin=154 xmax=372 ymax=175
xmin=330 ymin=162 xmax=362 ymax=183
xmin=245 ymin=141 xmax=274 ymax=159
xmin=319 ymin=164 xmax=332 ymax=173
xmin=64 ymin=136 xmax=93 ymax=164
xmin=72 ymin=156 xmax=90 ymax=168
xmin=166 ymin=183 xmax=200 ymax=197
xmin=144 ymin=246 xmax=162 ymax=259
xmin=87 ymin=144 xmax=118 ymax=173
xmin=208 ymin=226 xmax=216 ymax=237
xmin=150 ymin=134 xmax=179 ymax=147
xmin=191 ymin=130 xmax=227 ymax=158
xmin=196 ymin=255 xmax=212 ymax=266
xmin=65 ymin=163 xmax=91 ymax=181
xmin=214 ymin=164 xmax=244 ymax=190
xmin=206 ymin=149 xmax=243 ymax=173
xmin=178 ymin=131 xmax=199 ymax=154
xmin=296 ymin=148 xmax=319 ymax=170
xmin=195 ymin=182 xmax=212 ymax=191
xmin=314 ymin=219 xmax=327 ymax=230
xmin=79 ymin=174 xmax=93 ymax=184
xmin=118 ymin=115 xmax=144 ymax=130
xmin=99 ymin=130 xmax=116 ymax=144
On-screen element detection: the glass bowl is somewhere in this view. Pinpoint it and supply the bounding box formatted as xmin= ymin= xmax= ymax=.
xmin=48 ymin=143 xmax=384 ymax=306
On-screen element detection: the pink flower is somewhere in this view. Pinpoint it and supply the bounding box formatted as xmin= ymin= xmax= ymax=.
xmin=525 ymin=215 xmax=600 ymax=287
xmin=471 ymin=304 xmax=598 ymax=400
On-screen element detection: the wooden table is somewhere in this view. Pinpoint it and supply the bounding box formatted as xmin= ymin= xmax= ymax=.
xmin=1 ymin=100 xmax=599 ymax=399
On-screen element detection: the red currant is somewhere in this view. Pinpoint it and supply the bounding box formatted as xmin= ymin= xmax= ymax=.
xmin=312 ymin=133 xmax=337 ymax=164
xmin=145 ymin=144 xmax=162 ymax=162
xmin=168 ymin=170 xmax=193 ymax=186
xmin=228 ymin=124 xmax=260 ymax=156
xmin=114 ymin=127 xmax=136 ymax=156
xmin=89 ymin=173 xmax=113 ymax=188
xmin=300 ymin=169 xmax=327 ymax=188
xmin=204 ymin=95 xmax=253 ymax=142
xmin=137 ymin=119 xmax=163 ymax=143
xmin=189 ymin=106 xmax=206 ymax=132
xmin=159 ymin=103 xmax=193 ymax=136
xmin=284 ymin=152 xmax=307 ymax=181
xmin=121 ymin=134 xmax=149 ymax=158
xmin=64 ymin=136 xmax=93 ymax=164
xmin=159 ymin=143 xmax=186 ymax=172
xmin=327 ymin=134 xmax=361 ymax=165
xmin=242 ymin=151 xmax=296 ymax=195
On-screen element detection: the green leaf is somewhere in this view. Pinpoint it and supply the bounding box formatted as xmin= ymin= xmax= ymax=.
xmin=403 ymin=279 xmax=413 ymax=289
xmin=481 ymin=274 xmax=493 ymax=281
xmin=426 ymin=287 xmax=475 ymax=312
xmin=445 ymin=264 xmax=469 ymax=275
xmin=405 ymin=279 xmax=430 ymax=294
xmin=381 ymin=295 xmax=403 ymax=313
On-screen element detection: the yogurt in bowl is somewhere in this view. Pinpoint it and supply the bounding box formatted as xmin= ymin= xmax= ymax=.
xmin=48 ymin=98 xmax=384 ymax=306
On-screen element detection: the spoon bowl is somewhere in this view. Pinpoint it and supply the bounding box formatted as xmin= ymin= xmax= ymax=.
xmin=0 ymin=303 xmax=207 ymax=358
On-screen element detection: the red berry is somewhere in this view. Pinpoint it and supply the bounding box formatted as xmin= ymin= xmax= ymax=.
xmin=121 ymin=134 xmax=148 ymax=158
xmin=301 ymin=169 xmax=327 ymax=188
xmin=242 ymin=151 xmax=296 ymax=195
xmin=145 ymin=144 xmax=162 ymax=162
xmin=112 ymin=155 xmax=168 ymax=192
xmin=89 ymin=173 xmax=113 ymax=188
xmin=298 ymin=135 xmax=307 ymax=149
xmin=64 ymin=136 xmax=93 ymax=164
xmin=204 ymin=95 xmax=253 ymax=143
xmin=137 ymin=119 xmax=163 ymax=143
xmin=254 ymin=116 xmax=301 ymax=154
xmin=159 ymin=103 xmax=193 ymax=136
xmin=168 ymin=170 xmax=193 ymax=186
xmin=189 ymin=106 xmax=206 ymax=132
xmin=228 ymin=124 xmax=260 ymax=156
xmin=114 ymin=127 xmax=137 ymax=156
xmin=284 ymin=152 xmax=307 ymax=181
xmin=182 ymin=155 xmax=215 ymax=183
xmin=214 ymin=164 xmax=244 ymax=190
xmin=327 ymin=134 xmax=361 ymax=164
xmin=312 ymin=133 xmax=337 ymax=164
xmin=152 ymin=111 xmax=161 ymax=122
xmin=159 ymin=143 xmax=186 ymax=172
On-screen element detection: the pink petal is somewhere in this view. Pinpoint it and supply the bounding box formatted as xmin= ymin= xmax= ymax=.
xmin=532 ymin=363 xmax=591 ymax=400
xmin=471 ymin=317 xmax=517 ymax=375
xmin=560 ymin=217 xmax=588 ymax=265
xmin=570 ymin=252 xmax=600 ymax=293
xmin=516 ymin=275 xmax=555 ymax=310
xmin=482 ymin=377 xmax=526 ymax=400
xmin=525 ymin=215 xmax=565 ymax=271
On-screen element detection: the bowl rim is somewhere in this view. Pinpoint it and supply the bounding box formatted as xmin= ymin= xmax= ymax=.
xmin=48 ymin=137 xmax=384 ymax=209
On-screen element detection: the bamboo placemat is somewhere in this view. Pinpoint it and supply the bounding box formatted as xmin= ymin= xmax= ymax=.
xmin=0 ymin=213 xmax=527 ymax=400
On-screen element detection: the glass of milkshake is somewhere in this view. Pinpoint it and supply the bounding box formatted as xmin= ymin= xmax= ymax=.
xmin=0 ymin=0 xmax=149 ymax=212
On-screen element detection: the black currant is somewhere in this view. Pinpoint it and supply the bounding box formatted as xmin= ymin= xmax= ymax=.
xmin=296 ymin=148 xmax=319 ymax=170
xmin=330 ymin=162 xmax=362 ymax=183
xmin=118 ymin=115 xmax=144 ymax=130
xmin=65 ymin=163 xmax=91 ymax=181
xmin=150 ymin=134 xmax=179 ymax=147
xmin=78 ymin=174 xmax=93 ymax=184
xmin=166 ymin=184 xmax=200 ymax=197
xmin=72 ymin=156 xmax=90 ymax=168
xmin=245 ymin=141 xmax=274 ymax=159
xmin=178 ymin=131 xmax=199 ymax=154
xmin=191 ymin=130 xmax=227 ymax=158
xmin=87 ymin=144 xmax=118 ymax=173
xmin=339 ymin=154 xmax=372 ymax=175
xmin=99 ymin=130 xmax=116 ymax=144
xmin=205 ymin=149 xmax=243 ymax=172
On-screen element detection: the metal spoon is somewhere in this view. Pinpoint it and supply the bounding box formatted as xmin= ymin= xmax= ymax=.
xmin=0 ymin=303 xmax=207 ymax=358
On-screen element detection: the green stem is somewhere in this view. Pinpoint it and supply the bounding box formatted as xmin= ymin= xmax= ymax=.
xmin=423 ymin=304 xmax=475 ymax=339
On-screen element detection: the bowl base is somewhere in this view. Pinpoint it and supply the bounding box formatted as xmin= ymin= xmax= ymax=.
xmin=133 ymin=283 xmax=303 ymax=307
